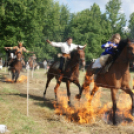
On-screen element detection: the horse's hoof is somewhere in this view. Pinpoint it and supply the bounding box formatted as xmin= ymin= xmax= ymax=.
xmin=43 ymin=94 xmax=46 ymax=100
xmin=75 ymin=94 xmax=81 ymax=100
xmin=68 ymin=101 xmax=72 ymax=107
xmin=113 ymin=121 xmax=117 ymax=126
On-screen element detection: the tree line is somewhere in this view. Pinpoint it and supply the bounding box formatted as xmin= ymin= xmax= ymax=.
xmin=0 ymin=0 xmax=134 ymax=62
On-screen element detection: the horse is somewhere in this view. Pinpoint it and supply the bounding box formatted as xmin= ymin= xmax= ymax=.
xmin=9 ymin=52 xmax=22 ymax=82
xmin=28 ymin=55 xmax=39 ymax=70
xmin=4 ymin=49 xmax=25 ymax=68
xmin=76 ymin=39 xmax=134 ymax=125
xmin=43 ymin=47 xmax=86 ymax=105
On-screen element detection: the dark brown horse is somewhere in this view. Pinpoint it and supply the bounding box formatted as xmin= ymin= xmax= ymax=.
xmin=76 ymin=39 xmax=134 ymax=125
xmin=43 ymin=47 xmax=86 ymax=105
xmin=9 ymin=53 xmax=22 ymax=82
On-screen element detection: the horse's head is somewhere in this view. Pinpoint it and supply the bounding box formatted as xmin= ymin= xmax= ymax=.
xmin=16 ymin=53 xmax=22 ymax=61
xmin=71 ymin=46 xmax=86 ymax=67
xmin=127 ymin=39 xmax=134 ymax=61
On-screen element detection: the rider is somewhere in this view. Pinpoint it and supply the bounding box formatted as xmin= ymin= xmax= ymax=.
xmin=4 ymin=41 xmax=30 ymax=58
xmin=46 ymin=37 xmax=86 ymax=81
xmin=92 ymin=33 xmax=121 ymax=73
xmin=4 ymin=41 xmax=33 ymax=67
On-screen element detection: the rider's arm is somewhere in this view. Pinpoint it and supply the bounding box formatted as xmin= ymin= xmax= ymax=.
xmin=4 ymin=46 xmax=17 ymax=50
xmin=72 ymin=43 xmax=86 ymax=49
xmin=101 ymin=42 xmax=112 ymax=48
xmin=22 ymin=47 xmax=33 ymax=53
xmin=46 ymin=40 xmax=62 ymax=47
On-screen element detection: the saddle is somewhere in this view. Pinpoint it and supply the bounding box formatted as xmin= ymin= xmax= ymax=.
xmin=92 ymin=55 xmax=113 ymax=74
xmin=51 ymin=61 xmax=60 ymax=70
xmin=51 ymin=59 xmax=70 ymax=71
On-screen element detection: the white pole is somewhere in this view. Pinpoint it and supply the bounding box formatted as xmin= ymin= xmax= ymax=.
xmin=27 ymin=63 xmax=29 ymax=116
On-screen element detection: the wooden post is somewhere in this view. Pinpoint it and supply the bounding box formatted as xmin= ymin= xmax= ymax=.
xmin=27 ymin=64 xmax=29 ymax=116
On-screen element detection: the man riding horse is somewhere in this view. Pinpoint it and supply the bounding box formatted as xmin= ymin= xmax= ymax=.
xmin=4 ymin=41 xmax=33 ymax=82
xmin=4 ymin=41 xmax=33 ymax=69
xmin=46 ymin=37 xmax=86 ymax=81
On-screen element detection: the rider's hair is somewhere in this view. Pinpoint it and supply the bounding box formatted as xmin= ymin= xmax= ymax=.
xmin=18 ymin=41 xmax=24 ymax=44
xmin=66 ymin=37 xmax=73 ymax=41
xmin=109 ymin=33 xmax=121 ymax=42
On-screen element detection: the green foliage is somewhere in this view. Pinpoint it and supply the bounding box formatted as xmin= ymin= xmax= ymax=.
xmin=0 ymin=0 xmax=131 ymax=62
xmin=106 ymin=0 xmax=126 ymax=35
xmin=129 ymin=13 xmax=134 ymax=39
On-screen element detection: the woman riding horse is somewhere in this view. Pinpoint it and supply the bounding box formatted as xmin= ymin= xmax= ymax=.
xmin=76 ymin=39 xmax=134 ymax=125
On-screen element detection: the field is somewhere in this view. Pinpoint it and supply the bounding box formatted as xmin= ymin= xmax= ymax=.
xmin=0 ymin=68 xmax=134 ymax=134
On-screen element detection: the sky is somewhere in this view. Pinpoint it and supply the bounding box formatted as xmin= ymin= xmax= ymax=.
xmin=54 ymin=0 xmax=134 ymax=25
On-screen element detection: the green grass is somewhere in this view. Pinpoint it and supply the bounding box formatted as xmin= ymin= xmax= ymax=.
xmin=0 ymin=107 xmax=43 ymax=134
xmin=0 ymin=68 xmax=134 ymax=134
xmin=1 ymin=87 xmax=20 ymax=94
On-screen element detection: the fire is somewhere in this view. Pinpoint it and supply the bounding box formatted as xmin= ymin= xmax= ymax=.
xmin=53 ymin=81 xmax=134 ymax=125
xmin=17 ymin=75 xmax=27 ymax=82
xmin=133 ymin=77 xmax=134 ymax=93
xmin=4 ymin=75 xmax=27 ymax=83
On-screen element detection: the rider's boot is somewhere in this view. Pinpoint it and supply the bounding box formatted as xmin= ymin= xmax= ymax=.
xmin=58 ymin=57 xmax=66 ymax=82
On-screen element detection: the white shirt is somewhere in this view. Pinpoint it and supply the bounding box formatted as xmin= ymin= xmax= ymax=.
xmin=51 ymin=41 xmax=84 ymax=54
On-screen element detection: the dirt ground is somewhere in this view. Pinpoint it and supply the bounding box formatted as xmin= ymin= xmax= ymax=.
xmin=0 ymin=68 xmax=134 ymax=134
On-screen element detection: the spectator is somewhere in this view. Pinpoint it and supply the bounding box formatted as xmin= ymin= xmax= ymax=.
xmin=43 ymin=60 xmax=47 ymax=72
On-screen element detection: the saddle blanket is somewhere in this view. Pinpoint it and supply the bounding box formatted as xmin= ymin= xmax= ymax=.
xmin=92 ymin=58 xmax=101 ymax=68
xmin=92 ymin=54 xmax=111 ymax=69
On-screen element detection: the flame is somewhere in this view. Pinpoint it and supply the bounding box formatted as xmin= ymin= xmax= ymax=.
xmin=133 ymin=78 xmax=134 ymax=93
xmin=4 ymin=75 xmax=27 ymax=83
xmin=53 ymin=81 xmax=134 ymax=125
xmin=17 ymin=75 xmax=27 ymax=82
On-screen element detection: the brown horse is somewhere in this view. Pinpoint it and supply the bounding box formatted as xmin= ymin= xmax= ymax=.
xmin=9 ymin=53 xmax=22 ymax=82
xmin=43 ymin=47 xmax=86 ymax=105
xmin=76 ymin=39 xmax=134 ymax=125
xmin=28 ymin=55 xmax=39 ymax=70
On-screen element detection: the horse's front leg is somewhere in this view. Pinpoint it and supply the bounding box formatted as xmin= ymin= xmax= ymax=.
xmin=123 ymin=87 xmax=134 ymax=116
xmin=73 ymin=80 xmax=81 ymax=96
xmin=54 ymin=81 xmax=61 ymax=101
xmin=111 ymin=88 xmax=118 ymax=125
xmin=11 ymin=69 xmax=15 ymax=81
xmin=66 ymin=80 xmax=71 ymax=106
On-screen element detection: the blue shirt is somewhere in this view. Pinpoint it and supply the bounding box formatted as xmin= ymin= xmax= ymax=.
xmin=101 ymin=41 xmax=118 ymax=55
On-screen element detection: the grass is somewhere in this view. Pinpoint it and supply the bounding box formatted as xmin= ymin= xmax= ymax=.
xmin=0 ymin=68 xmax=134 ymax=133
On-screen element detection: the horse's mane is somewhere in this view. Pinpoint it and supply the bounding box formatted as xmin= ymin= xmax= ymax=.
xmin=70 ymin=48 xmax=84 ymax=59
xmin=112 ymin=39 xmax=128 ymax=61
xmin=70 ymin=49 xmax=78 ymax=59
xmin=117 ymin=39 xmax=128 ymax=53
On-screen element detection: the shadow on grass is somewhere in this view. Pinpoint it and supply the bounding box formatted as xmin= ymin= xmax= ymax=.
xmin=0 ymin=93 xmax=55 ymax=110
xmin=102 ymin=108 xmax=133 ymax=125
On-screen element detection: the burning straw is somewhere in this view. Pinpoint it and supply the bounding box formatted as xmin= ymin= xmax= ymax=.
xmin=53 ymin=88 xmax=134 ymax=125
xmin=4 ymin=75 xmax=27 ymax=83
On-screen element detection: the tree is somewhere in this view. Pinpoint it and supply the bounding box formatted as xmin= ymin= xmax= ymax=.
xmin=129 ymin=12 xmax=134 ymax=39
xmin=106 ymin=0 xmax=126 ymax=36
xmin=68 ymin=3 xmax=104 ymax=61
